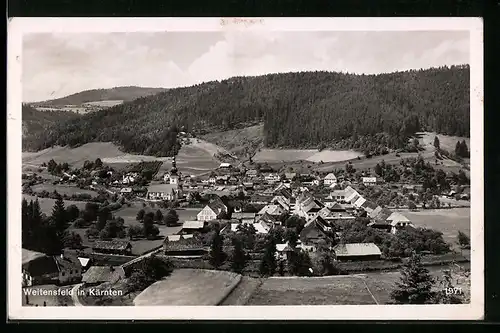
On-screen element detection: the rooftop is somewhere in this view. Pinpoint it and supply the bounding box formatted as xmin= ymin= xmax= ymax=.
xmin=333 ymin=243 xmax=382 ymax=256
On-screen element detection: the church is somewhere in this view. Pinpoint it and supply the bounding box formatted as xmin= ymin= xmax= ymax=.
xmin=147 ymin=157 xmax=182 ymax=201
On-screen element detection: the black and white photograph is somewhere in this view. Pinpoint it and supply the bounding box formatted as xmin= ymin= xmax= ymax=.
xmin=8 ymin=17 xmax=483 ymax=320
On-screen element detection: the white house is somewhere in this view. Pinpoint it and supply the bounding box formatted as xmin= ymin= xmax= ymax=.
xmin=386 ymin=212 xmax=413 ymax=234
xmin=257 ymin=204 xmax=285 ymax=217
xmin=323 ymin=173 xmax=337 ymax=186
xmin=122 ymin=173 xmax=138 ymax=185
xmin=219 ymin=162 xmax=231 ymax=169
xmin=264 ymin=173 xmax=281 ymax=184
xmin=197 ymin=199 xmax=228 ymax=221
xmin=362 ymin=177 xmax=377 ymax=186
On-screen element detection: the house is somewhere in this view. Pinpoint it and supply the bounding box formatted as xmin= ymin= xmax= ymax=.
xmin=316 ymin=206 xmax=355 ymax=223
xmin=197 ymin=198 xmax=228 ymax=221
xmin=232 ymin=212 xmax=257 ymax=224
xmin=122 ymin=173 xmax=138 ymax=185
xmin=362 ymin=177 xmax=378 ymax=186
xmin=296 ymin=196 xmax=324 ymax=220
xmin=82 ymin=266 xmax=123 ymax=286
xmin=253 ymin=219 xmax=273 ymax=234
xmin=352 ymin=195 xmax=367 ymax=208
xmin=256 ymin=212 xmax=280 ymax=227
xmin=368 ymin=206 xmax=383 ymax=219
xmin=219 ymin=162 xmax=232 ymax=169
xmin=180 ymin=220 xmax=209 ymax=234
xmin=271 ymin=195 xmax=290 ymax=211
xmin=146 ymin=183 xmax=181 ymax=201
xmin=323 ymin=173 xmax=337 ymax=186
xmin=360 ymin=200 xmax=378 ymax=214
xmin=92 ymin=240 xmax=132 ymax=255
xmin=264 ymin=173 xmax=280 ymax=184
xmin=242 ymin=182 xmax=254 ymax=190
xmin=329 ymin=190 xmax=347 ymax=202
xmin=276 ymin=243 xmax=296 ymax=260
xmin=22 ymin=249 xmax=83 ymax=286
xmin=386 ymin=212 xmax=413 ymax=234
xmin=209 ymin=176 xmax=217 ymax=184
xmin=333 ymin=243 xmax=382 ymax=261
xmin=163 ymin=235 xmax=206 ymax=256
xmin=246 ymin=169 xmax=259 ymax=179
xmin=299 ymin=216 xmax=332 ymax=246
xmin=257 ymin=204 xmax=285 ymax=217
xmin=120 ymin=187 xmax=133 ymax=194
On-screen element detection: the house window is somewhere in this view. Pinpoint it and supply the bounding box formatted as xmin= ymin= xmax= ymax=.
xmin=61 ymin=272 xmax=65 ymax=276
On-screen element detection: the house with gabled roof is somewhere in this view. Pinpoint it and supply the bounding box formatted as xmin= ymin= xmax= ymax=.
xmin=361 ymin=200 xmax=378 ymax=214
xmin=256 ymin=212 xmax=280 ymax=227
xmin=146 ymin=183 xmax=181 ymax=201
xmin=323 ymin=173 xmax=338 ymax=186
xmin=344 ymin=186 xmax=361 ymax=203
xmin=180 ymin=220 xmax=209 ymax=234
xmin=299 ymin=216 xmax=332 ymax=246
xmin=22 ymin=249 xmax=83 ymax=286
xmin=386 ymin=212 xmax=413 ymax=234
xmin=82 ymin=265 xmax=123 ymax=286
xmin=197 ymin=198 xmax=228 ymax=221
xmin=92 ymin=240 xmax=132 ymax=255
xmin=257 ymin=204 xmax=285 ymax=217
xmin=333 ymin=243 xmax=382 ymax=261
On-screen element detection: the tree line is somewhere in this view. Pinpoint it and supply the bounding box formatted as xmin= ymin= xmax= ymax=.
xmin=23 ymin=66 xmax=470 ymax=156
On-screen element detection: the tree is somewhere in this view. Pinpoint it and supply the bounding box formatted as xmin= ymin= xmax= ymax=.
xmin=136 ymin=209 xmax=145 ymax=221
xmin=94 ymin=158 xmax=103 ymax=168
xmin=314 ymin=244 xmax=341 ymax=276
xmin=374 ymin=163 xmax=383 ymax=176
xmin=457 ymin=231 xmax=470 ymax=249
xmin=287 ymin=250 xmax=313 ymax=276
xmin=284 ymin=228 xmax=299 ymax=248
xmin=127 ymin=225 xmax=144 ymax=240
xmin=408 ymin=201 xmax=417 ymax=210
xmin=154 ymin=209 xmax=163 ymax=223
xmin=51 ymin=194 xmax=67 ymax=236
xmin=209 ymin=230 xmax=226 ymax=268
xmin=128 ymin=255 xmax=174 ymax=292
xmin=163 ymin=209 xmax=179 ymax=226
xmin=230 ymin=236 xmax=247 ymax=274
xmin=143 ymin=214 xmax=159 ymax=238
xmin=236 ymin=223 xmax=257 ymax=249
xmin=434 ymin=269 xmax=464 ymax=304
xmin=433 ymin=136 xmax=440 ymax=150
xmin=390 ymin=253 xmax=436 ymax=304
xmin=62 ymin=231 xmax=83 ymax=249
xmin=66 ymin=205 xmax=80 ymax=222
xmin=259 ymin=236 xmax=277 ymax=277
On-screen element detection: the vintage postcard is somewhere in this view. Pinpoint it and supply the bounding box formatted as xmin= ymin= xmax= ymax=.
xmin=7 ymin=17 xmax=483 ymax=320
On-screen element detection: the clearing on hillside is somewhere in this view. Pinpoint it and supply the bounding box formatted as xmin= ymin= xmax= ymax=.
xmin=201 ymin=124 xmax=264 ymax=157
xmin=133 ymin=269 xmax=241 ymax=306
xmin=254 ymin=149 xmax=362 ymax=163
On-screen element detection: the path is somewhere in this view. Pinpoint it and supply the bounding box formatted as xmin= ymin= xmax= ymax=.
xmin=71 ymin=283 xmax=84 ymax=306
xmin=361 ymin=279 xmax=379 ymax=305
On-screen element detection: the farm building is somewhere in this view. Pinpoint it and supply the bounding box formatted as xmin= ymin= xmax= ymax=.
xmin=361 ymin=200 xmax=378 ymax=214
xmin=296 ymin=196 xmax=324 ymax=220
xmin=323 ymin=173 xmax=337 ymax=186
xmin=22 ymin=249 xmax=82 ymax=286
xmin=386 ymin=212 xmax=413 ymax=234
xmin=276 ymin=243 xmax=296 ymax=260
xmin=271 ymin=195 xmax=290 ymax=211
xmin=218 ymin=162 xmax=232 ymax=169
xmin=344 ymin=186 xmax=361 ymax=203
xmin=329 ymin=190 xmax=347 ymax=202
xmin=316 ymin=206 xmax=355 ymax=223
xmin=146 ymin=183 xmax=181 ymax=201
xmin=333 ymin=243 xmax=382 ymax=261
xmin=197 ymin=199 xmax=228 ymax=221
xmin=253 ymin=219 xmax=273 ymax=234
xmin=232 ymin=212 xmax=257 ymax=224
xmin=82 ymin=266 xmax=123 ymax=286
xmin=245 ymin=169 xmax=259 ymax=179
xmin=264 ymin=173 xmax=281 ymax=183
xmin=180 ymin=220 xmax=208 ymax=234
xmin=362 ymin=177 xmax=378 ymax=186
xmin=299 ymin=216 xmax=332 ymax=246
xmin=92 ymin=240 xmax=133 ymax=256
xmin=257 ymin=204 xmax=285 ymax=217
xmin=163 ymin=235 xmax=206 ymax=256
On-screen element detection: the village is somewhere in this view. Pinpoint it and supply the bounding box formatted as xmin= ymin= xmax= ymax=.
xmin=21 ymin=146 xmax=472 ymax=306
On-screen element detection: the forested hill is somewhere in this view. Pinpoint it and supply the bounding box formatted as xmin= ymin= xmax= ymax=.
xmin=22 ymin=104 xmax=80 ymax=139
xmin=32 ymin=86 xmax=168 ymax=106
xmin=23 ymin=65 xmax=470 ymax=156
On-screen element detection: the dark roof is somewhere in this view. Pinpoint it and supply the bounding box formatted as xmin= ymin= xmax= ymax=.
xmin=207 ymin=198 xmax=227 ymax=215
xmin=329 ymin=202 xmax=346 ymax=211
xmin=361 ymin=200 xmax=378 ymax=210
xmin=82 ymin=266 xmax=121 ymax=284
xmin=22 ymin=248 xmax=48 ymax=265
xmin=257 ymin=212 xmax=277 ymax=225
xmin=164 ymin=236 xmax=205 ymax=252
xmin=92 ymin=240 xmax=132 ymax=251
xmin=23 ymin=255 xmax=59 ymax=276
xmin=53 ymin=254 xmax=81 ymax=271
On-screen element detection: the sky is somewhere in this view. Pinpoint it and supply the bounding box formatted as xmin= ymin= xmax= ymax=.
xmin=22 ymin=31 xmax=470 ymax=102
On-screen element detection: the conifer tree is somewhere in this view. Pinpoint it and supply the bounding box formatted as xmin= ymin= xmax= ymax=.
xmin=51 ymin=194 xmax=67 ymax=237
xmin=209 ymin=230 xmax=226 ymax=269
xmin=259 ymin=235 xmax=277 ymax=277
xmin=433 ymin=136 xmax=440 ymax=150
xmin=230 ymin=236 xmax=247 ymax=274
xmin=391 ymin=253 xmax=436 ymax=304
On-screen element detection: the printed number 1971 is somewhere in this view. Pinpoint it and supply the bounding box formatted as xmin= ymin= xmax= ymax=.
xmin=445 ymin=287 xmax=463 ymax=295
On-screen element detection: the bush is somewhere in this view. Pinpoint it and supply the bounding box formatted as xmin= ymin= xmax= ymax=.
xmin=73 ymin=217 xmax=87 ymax=228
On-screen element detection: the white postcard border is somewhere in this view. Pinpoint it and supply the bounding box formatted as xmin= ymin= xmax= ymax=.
xmin=7 ymin=17 xmax=484 ymax=320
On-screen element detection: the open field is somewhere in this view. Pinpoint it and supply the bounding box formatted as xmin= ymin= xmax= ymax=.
xmin=254 ymin=149 xmax=362 ymax=163
xmin=403 ymin=208 xmax=470 ymax=246
xmin=418 ymin=131 xmax=470 ymax=154
xmin=220 ymin=276 xmax=263 ymax=305
xmin=247 ymin=275 xmax=376 ymax=305
xmin=82 ymin=100 xmax=124 ymax=107
xmin=133 ymin=269 xmax=241 ymax=306
xmin=23 ymin=195 xmax=88 ymax=215
xmin=31 ymin=184 xmax=99 ymax=197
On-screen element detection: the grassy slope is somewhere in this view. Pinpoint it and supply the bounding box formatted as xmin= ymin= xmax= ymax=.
xmin=133 ymin=269 xmax=242 ymax=306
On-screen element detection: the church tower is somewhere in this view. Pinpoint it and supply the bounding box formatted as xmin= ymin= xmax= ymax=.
xmin=169 ymin=156 xmax=179 ymax=185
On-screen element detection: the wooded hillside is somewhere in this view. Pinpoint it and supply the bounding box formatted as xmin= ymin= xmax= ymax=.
xmin=23 ymin=65 xmax=470 ymax=157
xmin=22 ymin=104 xmax=80 ymax=140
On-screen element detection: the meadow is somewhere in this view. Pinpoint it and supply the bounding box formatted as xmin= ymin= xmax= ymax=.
xmin=31 ymin=183 xmax=99 ymax=197
xmin=404 ymin=208 xmax=471 ymax=246
xmin=254 ymin=149 xmax=362 ymax=163
xmin=133 ymin=269 xmax=241 ymax=306
xmin=23 ymin=195 xmax=88 ymax=215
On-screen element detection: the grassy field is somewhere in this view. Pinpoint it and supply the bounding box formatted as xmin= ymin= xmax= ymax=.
xmin=23 ymin=195 xmax=88 ymax=214
xmin=133 ymin=269 xmax=241 ymax=306
xmin=247 ymin=275 xmax=376 ymax=305
xmin=201 ymin=124 xmax=264 ymax=157
xmin=31 ymin=184 xmax=99 ymax=197
xmin=404 ymin=208 xmax=470 ymax=246
xmin=83 ymin=100 xmax=124 ymax=107
xmin=419 ymin=132 xmax=470 ymax=153
xmin=253 ymin=149 xmax=362 ymax=163
xmin=220 ymin=276 xmax=263 ymax=306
